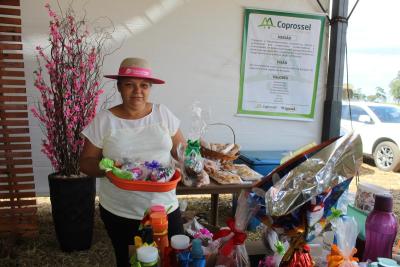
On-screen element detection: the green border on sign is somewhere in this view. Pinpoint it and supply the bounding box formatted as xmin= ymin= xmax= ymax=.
xmin=237 ymin=9 xmax=326 ymax=119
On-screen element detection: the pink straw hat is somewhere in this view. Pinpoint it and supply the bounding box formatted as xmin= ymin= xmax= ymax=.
xmin=104 ymin=57 xmax=165 ymax=84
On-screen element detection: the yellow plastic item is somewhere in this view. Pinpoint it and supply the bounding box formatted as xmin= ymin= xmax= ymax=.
xmin=280 ymin=142 xmax=317 ymax=164
xmin=134 ymin=236 xmax=143 ymax=248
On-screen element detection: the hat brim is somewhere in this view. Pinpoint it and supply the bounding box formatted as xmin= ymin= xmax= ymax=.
xmin=104 ymin=74 xmax=165 ymax=84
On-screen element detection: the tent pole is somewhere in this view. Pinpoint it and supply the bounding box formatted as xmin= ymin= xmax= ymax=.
xmin=321 ymin=0 xmax=349 ymax=141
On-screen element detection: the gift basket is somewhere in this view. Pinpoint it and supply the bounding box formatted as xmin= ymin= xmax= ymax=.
xmin=100 ymin=158 xmax=181 ymax=192
xmin=200 ymin=123 xmax=240 ymax=164
xmin=234 ymin=133 xmax=363 ymax=266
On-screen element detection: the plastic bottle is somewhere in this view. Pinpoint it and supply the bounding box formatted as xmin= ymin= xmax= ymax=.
xmin=170 ymin=234 xmax=190 ymax=266
xmin=191 ymin=238 xmax=206 ymax=267
xmin=136 ymin=246 xmax=159 ymax=267
xmin=363 ymin=194 xmax=398 ymax=262
xmin=149 ymin=205 xmax=169 ymax=261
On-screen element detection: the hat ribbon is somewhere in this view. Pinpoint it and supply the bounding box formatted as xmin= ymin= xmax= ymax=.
xmin=119 ymin=67 xmax=152 ymax=77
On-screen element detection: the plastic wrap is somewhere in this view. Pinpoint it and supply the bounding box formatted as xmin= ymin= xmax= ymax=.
xmin=264 ymin=133 xmax=362 ymax=217
xmin=250 ymin=133 xmax=362 ymax=265
xmin=327 ymin=216 xmax=359 ymax=267
xmin=177 ymin=102 xmax=210 ymax=187
xmin=211 ymin=191 xmax=260 ymax=267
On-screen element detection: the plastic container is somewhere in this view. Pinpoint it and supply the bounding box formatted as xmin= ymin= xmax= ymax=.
xmin=347 ymin=204 xmax=368 ymax=240
xmin=136 ymin=246 xmax=159 ymax=267
xmin=149 ymin=206 xmax=169 ymax=261
xmin=106 ymin=169 xmax=181 ymax=192
xmin=235 ymin=150 xmax=287 ymax=175
xmin=171 ymin=235 xmax=190 ymax=250
xmin=354 ymin=182 xmax=390 ymax=213
xmin=363 ymin=194 xmax=398 ymax=262
xmin=191 ymin=238 xmax=206 ymax=267
xmin=169 ymin=234 xmax=190 ymax=266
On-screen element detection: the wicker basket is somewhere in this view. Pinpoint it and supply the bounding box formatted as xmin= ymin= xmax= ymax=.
xmin=200 ymin=123 xmax=240 ymax=164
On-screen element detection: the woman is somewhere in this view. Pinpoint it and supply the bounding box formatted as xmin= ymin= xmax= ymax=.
xmin=80 ymin=57 xmax=185 ymax=267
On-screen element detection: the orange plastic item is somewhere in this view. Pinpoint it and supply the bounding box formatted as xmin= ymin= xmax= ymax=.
xmin=106 ymin=170 xmax=181 ymax=192
xmin=149 ymin=206 xmax=169 ymax=262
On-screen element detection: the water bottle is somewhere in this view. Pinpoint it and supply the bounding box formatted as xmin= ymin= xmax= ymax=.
xmin=363 ymin=194 xmax=398 ymax=261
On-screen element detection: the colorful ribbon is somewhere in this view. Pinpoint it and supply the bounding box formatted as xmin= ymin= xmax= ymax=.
xmin=327 ymin=207 xmax=342 ymax=221
xmin=213 ymin=218 xmax=247 ymax=256
xmin=327 ymin=244 xmax=358 ymax=267
xmin=185 ymin=139 xmax=201 ymax=156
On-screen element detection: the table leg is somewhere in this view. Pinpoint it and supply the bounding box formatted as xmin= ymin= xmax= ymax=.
xmin=210 ymin=194 xmax=219 ymax=226
xmin=232 ymin=193 xmax=238 ymax=217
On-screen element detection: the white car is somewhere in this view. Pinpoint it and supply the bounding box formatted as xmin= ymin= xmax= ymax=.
xmin=341 ymin=101 xmax=400 ymax=172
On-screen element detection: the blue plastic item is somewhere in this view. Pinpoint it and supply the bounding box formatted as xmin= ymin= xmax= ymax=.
xmin=191 ymin=238 xmax=206 ymax=267
xmin=235 ymin=150 xmax=287 ymax=176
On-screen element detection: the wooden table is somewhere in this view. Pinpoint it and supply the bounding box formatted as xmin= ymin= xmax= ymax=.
xmin=176 ymin=180 xmax=254 ymax=226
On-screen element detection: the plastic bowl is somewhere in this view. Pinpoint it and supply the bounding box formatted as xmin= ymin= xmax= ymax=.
xmin=106 ymin=169 xmax=181 ymax=192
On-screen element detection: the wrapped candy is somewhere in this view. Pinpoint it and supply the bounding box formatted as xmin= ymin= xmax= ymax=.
xmin=99 ymin=158 xmax=133 ymax=179
xmin=260 ymin=227 xmax=288 ymax=267
xmin=183 ymin=217 xmax=213 ymax=246
xmin=99 ymin=158 xmax=174 ymax=182
xmin=184 ymin=139 xmax=204 ymax=176
xmin=177 ymin=102 xmax=210 ymax=187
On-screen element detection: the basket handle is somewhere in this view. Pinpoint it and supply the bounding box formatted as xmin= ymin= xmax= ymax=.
xmin=206 ymin=122 xmax=236 ymax=144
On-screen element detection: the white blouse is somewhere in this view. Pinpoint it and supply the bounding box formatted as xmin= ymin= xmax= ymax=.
xmin=82 ymin=103 xmax=180 ymax=219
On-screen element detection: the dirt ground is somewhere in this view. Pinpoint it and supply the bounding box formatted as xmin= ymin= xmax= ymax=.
xmin=349 ymin=161 xmax=400 ymax=213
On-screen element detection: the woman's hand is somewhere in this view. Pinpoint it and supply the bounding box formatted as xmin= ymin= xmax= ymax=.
xmin=171 ymin=129 xmax=186 ymax=161
xmin=79 ymin=138 xmax=106 ymax=177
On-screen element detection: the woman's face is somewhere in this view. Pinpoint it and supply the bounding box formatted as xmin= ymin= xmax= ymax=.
xmin=118 ymin=78 xmax=152 ymax=109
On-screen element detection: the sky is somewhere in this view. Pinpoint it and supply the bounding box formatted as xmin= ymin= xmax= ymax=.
xmin=346 ymin=0 xmax=400 ymax=100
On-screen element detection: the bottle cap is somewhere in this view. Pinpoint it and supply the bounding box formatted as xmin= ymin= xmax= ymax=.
xmin=142 ymin=225 xmax=154 ymax=244
xmin=137 ymin=246 xmax=158 ymax=263
xmin=150 ymin=205 xmax=166 ymax=213
xmin=374 ymin=194 xmax=393 ymax=212
xmin=171 ymin=234 xmax=190 ymax=250
xmin=191 ymin=238 xmax=204 ymax=259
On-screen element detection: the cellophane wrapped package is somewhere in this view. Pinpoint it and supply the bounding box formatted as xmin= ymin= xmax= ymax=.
xmin=327 ymin=216 xmax=359 ymax=267
xmin=209 ymin=191 xmax=260 ymax=267
xmin=250 ymin=133 xmax=363 ymax=266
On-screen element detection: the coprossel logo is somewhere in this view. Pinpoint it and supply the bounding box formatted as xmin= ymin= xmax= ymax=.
xmin=258 ymin=17 xmax=274 ymax=29
xmin=258 ymin=16 xmax=313 ymax=31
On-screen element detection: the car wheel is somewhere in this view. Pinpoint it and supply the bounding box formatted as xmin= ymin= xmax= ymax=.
xmin=373 ymin=141 xmax=400 ymax=172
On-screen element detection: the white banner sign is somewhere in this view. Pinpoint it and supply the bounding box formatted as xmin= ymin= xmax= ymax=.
xmin=237 ymin=9 xmax=325 ymax=120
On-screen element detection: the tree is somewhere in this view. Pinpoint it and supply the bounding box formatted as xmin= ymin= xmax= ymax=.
xmin=390 ymin=71 xmax=400 ymax=103
xmin=367 ymin=95 xmax=377 ymax=102
xmin=375 ymin=87 xmax=387 ymax=102
xmin=353 ymin=88 xmax=366 ymax=101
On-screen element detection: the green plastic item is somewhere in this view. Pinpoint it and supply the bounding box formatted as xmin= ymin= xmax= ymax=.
xmin=99 ymin=158 xmax=133 ymax=180
xmin=347 ymin=204 xmax=368 ymax=240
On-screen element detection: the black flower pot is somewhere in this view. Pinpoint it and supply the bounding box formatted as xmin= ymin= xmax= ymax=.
xmin=48 ymin=173 xmax=96 ymax=252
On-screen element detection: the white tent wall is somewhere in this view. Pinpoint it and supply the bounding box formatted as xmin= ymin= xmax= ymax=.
xmin=21 ymin=0 xmax=330 ymax=196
